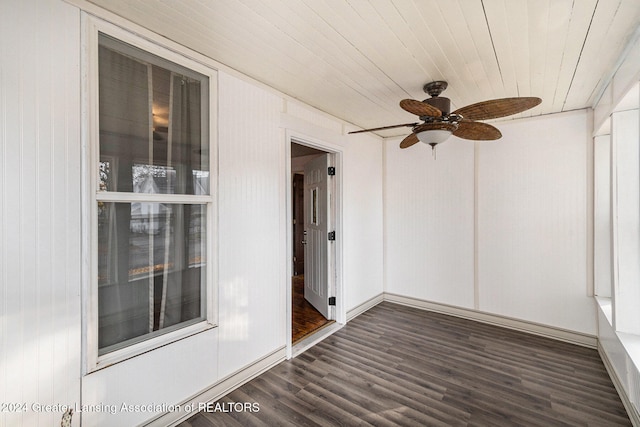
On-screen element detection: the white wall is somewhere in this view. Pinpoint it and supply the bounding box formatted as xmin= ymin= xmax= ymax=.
xmin=7 ymin=0 xmax=618 ymax=423
xmin=217 ymin=72 xmax=287 ymax=378
xmin=384 ymin=139 xmax=475 ymax=308
xmin=1 ymin=2 xmax=385 ymax=425
xmin=342 ymin=133 xmax=384 ymax=312
xmin=478 ymin=110 xmax=593 ymax=334
xmin=385 ymin=110 xmax=595 ymax=335
xmin=594 ymin=134 xmax=612 ymax=297
xmin=0 ymin=1 xmax=82 ymax=426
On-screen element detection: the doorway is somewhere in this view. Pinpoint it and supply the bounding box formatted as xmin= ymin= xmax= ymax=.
xmin=288 ymin=139 xmax=343 ymax=353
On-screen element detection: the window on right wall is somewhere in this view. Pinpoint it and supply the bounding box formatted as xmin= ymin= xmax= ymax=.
xmin=607 ymin=82 xmax=640 ymax=335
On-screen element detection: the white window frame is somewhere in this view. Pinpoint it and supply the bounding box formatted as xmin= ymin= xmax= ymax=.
xmin=82 ymin=15 xmax=218 ymax=373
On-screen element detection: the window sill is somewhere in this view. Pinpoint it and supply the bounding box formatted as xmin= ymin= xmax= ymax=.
xmin=596 ymin=296 xmax=640 ymax=372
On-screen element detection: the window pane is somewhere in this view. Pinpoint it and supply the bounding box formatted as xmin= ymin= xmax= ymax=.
xmin=98 ymin=33 xmax=209 ymax=195
xmin=97 ymin=202 xmax=206 ymax=354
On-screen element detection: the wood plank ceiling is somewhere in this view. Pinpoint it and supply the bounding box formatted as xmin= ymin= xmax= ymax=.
xmin=88 ymin=0 xmax=640 ymax=137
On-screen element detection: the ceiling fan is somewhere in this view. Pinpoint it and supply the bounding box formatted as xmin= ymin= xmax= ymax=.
xmin=349 ymin=81 xmax=541 ymax=152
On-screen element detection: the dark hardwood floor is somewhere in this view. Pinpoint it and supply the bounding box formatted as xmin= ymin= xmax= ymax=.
xmin=179 ymin=302 xmax=631 ymax=426
xmin=292 ymin=275 xmax=331 ymax=343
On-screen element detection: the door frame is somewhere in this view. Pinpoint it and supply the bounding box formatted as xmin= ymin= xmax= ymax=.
xmin=285 ymin=131 xmax=345 ymax=359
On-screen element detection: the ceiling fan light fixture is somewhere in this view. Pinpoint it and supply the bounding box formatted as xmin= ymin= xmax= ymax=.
xmin=413 ymin=122 xmax=458 ymax=148
xmin=416 ymin=129 xmax=453 ymax=146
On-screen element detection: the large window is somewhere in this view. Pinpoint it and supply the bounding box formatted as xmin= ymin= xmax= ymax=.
xmin=93 ymin=32 xmax=214 ymax=359
xmin=594 ymin=81 xmax=640 ymax=335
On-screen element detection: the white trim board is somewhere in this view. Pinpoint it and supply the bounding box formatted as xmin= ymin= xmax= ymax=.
xmin=384 ymin=293 xmax=598 ymax=349
xmin=598 ymin=343 xmax=640 ymax=426
xmin=346 ymin=292 xmax=597 ymax=348
xmin=284 ymin=130 xmax=346 ymax=361
xmin=347 ymin=293 xmax=384 ymax=322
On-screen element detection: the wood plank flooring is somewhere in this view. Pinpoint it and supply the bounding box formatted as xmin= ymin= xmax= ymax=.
xmin=292 ymin=275 xmax=331 ymax=343
xmin=179 ymin=302 xmax=631 ymax=426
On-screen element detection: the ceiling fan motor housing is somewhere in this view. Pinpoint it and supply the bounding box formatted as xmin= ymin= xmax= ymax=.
xmin=423 ymin=96 xmax=451 ymax=116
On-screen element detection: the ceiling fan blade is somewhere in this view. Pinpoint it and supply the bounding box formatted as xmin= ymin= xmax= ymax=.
xmin=453 ymin=120 xmax=502 ymax=140
xmin=453 ymin=97 xmax=541 ymax=120
xmin=400 ymin=99 xmax=442 ymax=117
xmin=348 ymin=122 xmax=418 ymax=134
xmin=399 ymin=133 xmax=419 ymax=149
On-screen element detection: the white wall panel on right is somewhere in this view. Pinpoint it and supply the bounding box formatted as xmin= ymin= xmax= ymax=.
xmin=477 ymin=110 xmax=595 ymax=334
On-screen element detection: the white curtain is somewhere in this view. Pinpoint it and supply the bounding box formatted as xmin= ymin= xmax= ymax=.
xmin=97 ymin=43 xmax=152 ymax=351
xmin=159 ymin=74 xmax=202 ymax=328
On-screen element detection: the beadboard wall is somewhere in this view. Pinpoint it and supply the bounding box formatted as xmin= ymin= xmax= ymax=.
xmin=1 ymin=2 xmax=384 ymax=425
xmin=477 ymin=110 xmax=594 ymax=334
xmin=4 ymin=0 xmax=639 ymax=425
xmin=385 ymin=109 xmax=595 ymax=335
xmin=383 ymin=139 xmax=476 ymax=308
xmin=0 ymin=1 xmax=82 ymax=426
xmin=216 ymin=72 xmax=287 ymax=380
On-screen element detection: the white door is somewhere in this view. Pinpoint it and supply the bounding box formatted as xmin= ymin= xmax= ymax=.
xmin=303 ymin=154 xmax=333 ymax=319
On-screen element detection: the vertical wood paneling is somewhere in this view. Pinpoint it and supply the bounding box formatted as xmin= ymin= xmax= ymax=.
xmin=594 ymin=135 xmax=612 ymax=297
xmin=384 ymin=139 xmax=475 ymax=308
xmin=81 ymin=329 xmax=218 ymax=426
xmin=478 ymin=110 xmax=594 ymax=334
xmin=0 ymin=1 xmax=82 ymax=426
xmin=384 ymin=112 xmax=595 ymax=336
xmin=217 ymin=72 xmax=286 ymax=378
xmin=1 ymin=0 xmax=22 ymax=424
xmin=342 ymin=132 xmax=384 ymax=311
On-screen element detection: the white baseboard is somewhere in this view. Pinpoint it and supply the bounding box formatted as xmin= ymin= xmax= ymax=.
xmin=384 ymin=293 xmax=597 ymax=348
xmin=144 ymin=346 xmax=287 ymax=427
xmin=346 ymin=293 xmax=384 ymax=322
xmin=598 ymin=343 xmax=640 ymax=426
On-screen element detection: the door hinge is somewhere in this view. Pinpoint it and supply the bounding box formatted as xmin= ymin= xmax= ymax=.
xmin=328 ymin=231 xmax=336 ymax=241
xmin=328 ymin=166 xmax=336 ymax=176
xmin=328 ymin=296 xmax=336 ymax=306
